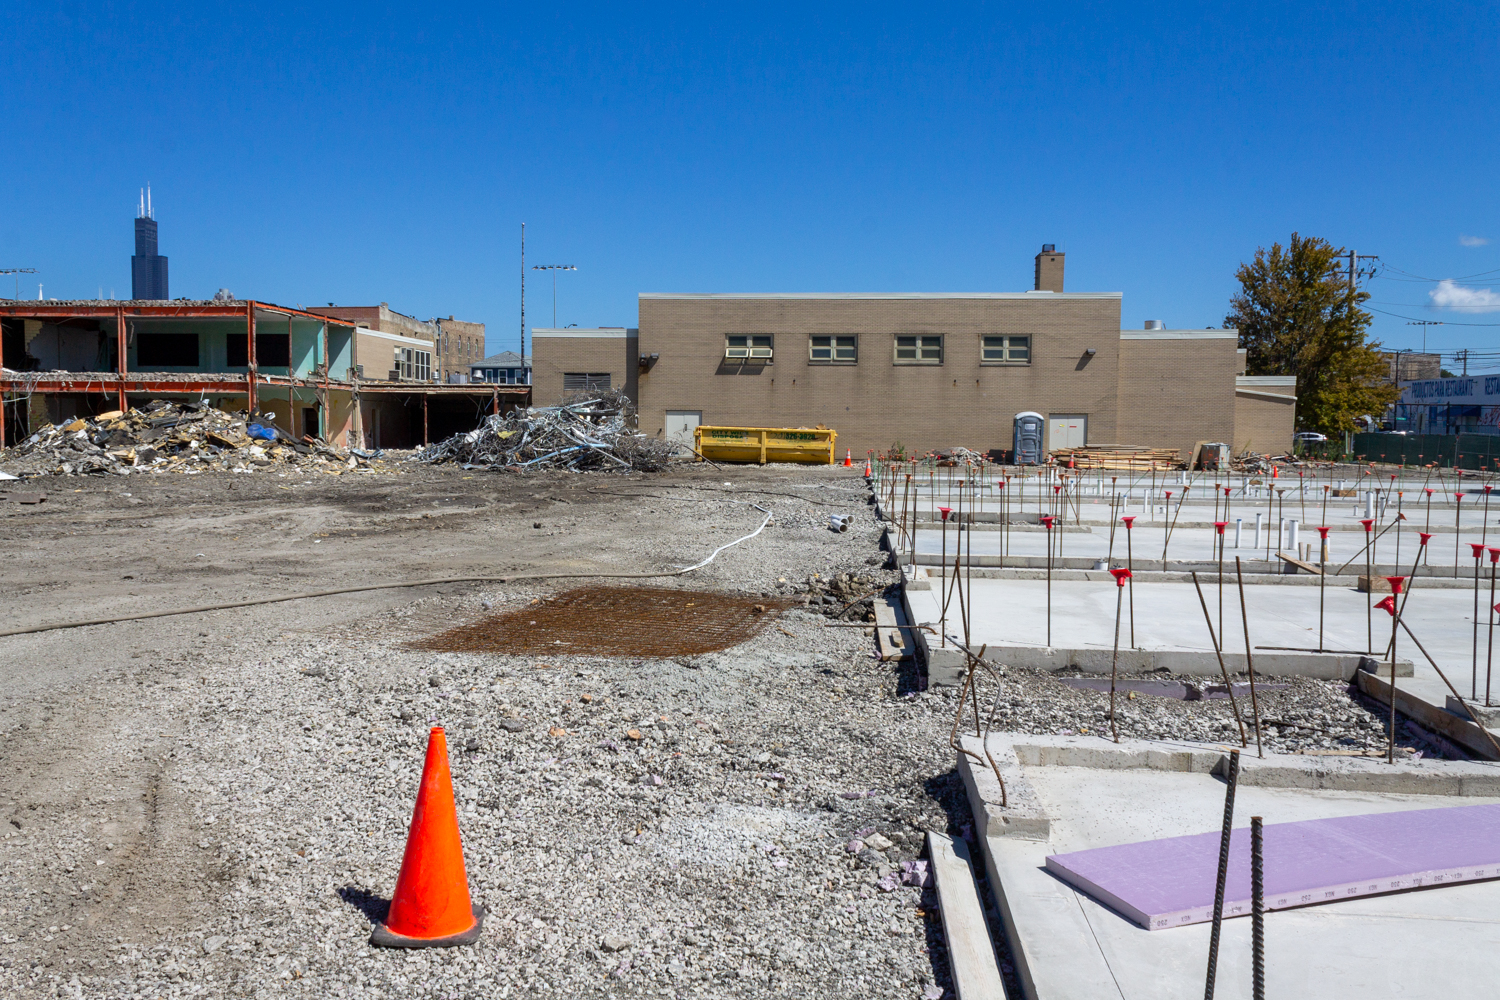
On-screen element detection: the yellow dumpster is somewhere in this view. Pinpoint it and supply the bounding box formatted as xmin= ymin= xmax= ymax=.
xmin=694 ymin=425 xmax=837 ymax=465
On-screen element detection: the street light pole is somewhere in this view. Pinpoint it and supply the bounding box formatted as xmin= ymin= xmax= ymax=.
xmin=531 ymin=265 xmax=576 ymax=328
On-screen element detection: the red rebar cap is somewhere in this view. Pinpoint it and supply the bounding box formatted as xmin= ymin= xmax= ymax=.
xmin=1490 ymin=547 xmax=1500 ymax=564
xmin=1039 ymin=515 xmax=1056 ymax=529
xmin=1487 ymin=484 xmax=1495 ymax=493
xmin=1359 ymin=519 xmax=1374 ymax=532
xmin=939 ymin=507 xmax=952 ymax=521
xmin=1456 ymin=493 xmax=1465 ymax=501
xmin=1494 ymin=601 xmax=1500 ymax=616
xmin=1223 ymin=487 xmax=1232 ymax=496
xmin=1121 ymin=515 xmax=1136 ymax=528
xmin=1316 ymin=526 xmax=1330 ymax=538
xmin=1425 ymin=489 xmax=1434 ymax=496
xmin=1214 ymin=521 xmax=1228 ymax=534
xmin=1385 ymin=576 xmax=1406 ymax=596
xmin=996 ymin=480 xmax=1006 ymax=489
xmin=1419 ymin=532 xmax=1433 ymax=546
xmin=1165 ymin=491 xmax=1173 ymax=499
xmin=1110 ymin=567 xmax=1132 ymax=586
xmin=1054 ymin=485 xmax=1062 ymax=494
xmin=1472 ymin=543 xmax=1487 ymax=558
xmin=1375 ymin=595 xmax=1397 ymax=617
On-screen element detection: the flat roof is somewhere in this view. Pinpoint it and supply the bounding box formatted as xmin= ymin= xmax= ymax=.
xmin=638 ymin=292 xmax=1122 ymax=300
xmin=1120 ymin=329 xmax=1238 ymax=340
xmin=531 ymin=327 xmax=638 ymax=338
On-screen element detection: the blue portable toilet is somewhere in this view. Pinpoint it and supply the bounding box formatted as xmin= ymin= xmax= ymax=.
xmin=1013 ymin=411 xmax=1044 ymax=465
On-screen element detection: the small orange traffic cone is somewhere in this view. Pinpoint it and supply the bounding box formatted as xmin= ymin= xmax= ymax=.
xmin=370 ymin=727 xmax=483 ymax=948
xmin=863 ymin=459 xmax=872 ymax=477
xmin=844 ymin=449 xmax=852 ymax=467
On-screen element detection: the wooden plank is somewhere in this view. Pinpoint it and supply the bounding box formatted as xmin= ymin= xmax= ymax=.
xmin=1276 ymin=551 xmax=1323 ymax=575
xmin=928 ymin=832 xmax=1007 ymax=1000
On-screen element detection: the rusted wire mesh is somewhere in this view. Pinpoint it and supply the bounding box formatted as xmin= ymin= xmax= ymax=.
xmin=410 ymin=585 xmax=796 ymax=657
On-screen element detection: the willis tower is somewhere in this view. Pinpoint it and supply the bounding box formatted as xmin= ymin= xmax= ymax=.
xmin=131 ymin=187 xmax=168 ymax=300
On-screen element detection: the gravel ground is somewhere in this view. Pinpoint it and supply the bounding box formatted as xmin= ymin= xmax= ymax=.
xmin=0 ymin=463 xmax=1469 ymax=999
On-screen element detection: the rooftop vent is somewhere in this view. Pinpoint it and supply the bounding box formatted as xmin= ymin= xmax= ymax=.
xmin=1143 ymin=320 xmax=1164 ymax=330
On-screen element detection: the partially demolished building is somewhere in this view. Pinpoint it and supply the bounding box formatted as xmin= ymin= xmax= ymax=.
xmin=0 ymin=299 xmax=528 ymax=449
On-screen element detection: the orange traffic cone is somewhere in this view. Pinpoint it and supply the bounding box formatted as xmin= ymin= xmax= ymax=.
xmin=863 ymin=459 xmax=872 ymax=477
xmin=844 ymin=449 xmax=852 ymax=467
xmin=370 ymin=727 xmax=484 ymax=948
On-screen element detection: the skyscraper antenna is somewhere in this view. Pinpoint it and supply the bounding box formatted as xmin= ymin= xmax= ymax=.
xmin=147 ymin=185 xmax=152 ymax=219
xmin=138 ymin=188 xmax=144 ymax=218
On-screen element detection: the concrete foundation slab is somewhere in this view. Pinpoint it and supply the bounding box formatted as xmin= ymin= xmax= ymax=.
xmin=957 ymin=734 xmax=1500 ymax=999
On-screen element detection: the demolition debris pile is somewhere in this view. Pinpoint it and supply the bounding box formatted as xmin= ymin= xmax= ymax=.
xmin=0 ymin=399 xmax=382 ymax=477
xmin=413 ymin=390 xmax=677 ymax=472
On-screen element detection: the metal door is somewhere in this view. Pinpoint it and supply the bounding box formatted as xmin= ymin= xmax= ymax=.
xmin=664 ymin=410 xmax=702 ymax=452
xmin=1047 ymin=414 xmax=1087 ymax=450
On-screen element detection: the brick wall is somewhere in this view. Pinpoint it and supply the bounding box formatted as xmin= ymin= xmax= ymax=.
xmin=1115 ymin=333 xmax=1240 ymax=459
xmin=635 ymin=295 xmax=1124 ymax=459
xmin=1233 ymin=377 xmax=1297 ymax=455
xmin=532 ymin=329 xmax=638 ymax=408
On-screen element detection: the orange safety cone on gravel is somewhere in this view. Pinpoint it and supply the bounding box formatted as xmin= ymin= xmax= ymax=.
xmin=370 ymin=727 xmax=484 ymax=948
xmin=844 ymin=449 xmax=852 ymax=467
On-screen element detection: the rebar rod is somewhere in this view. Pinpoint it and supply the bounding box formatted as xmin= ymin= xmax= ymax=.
xmin=1235 ymin=558 xmax=1265 ymax=757
xmin=1204 ymin=749 xmax=1241 ymax=1000
xmin=1251 ymin=815 xmax=1265 ymax=1000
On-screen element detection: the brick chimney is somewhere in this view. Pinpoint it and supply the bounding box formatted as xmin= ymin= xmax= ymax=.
xmin=1034 ymin=244 xmax=1064 ymax=292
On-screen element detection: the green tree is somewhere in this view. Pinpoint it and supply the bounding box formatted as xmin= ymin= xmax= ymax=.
xmin=1225 ymin=233 xmax=1398 ymax=437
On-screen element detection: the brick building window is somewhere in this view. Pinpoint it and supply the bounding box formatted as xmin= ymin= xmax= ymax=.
xmin=725 ymin=335 xmax=773 ymax=360
xmin=894 ymin=335 xmax=943 ymax=364
xmin=809 ymin=335 xmax=857 ymax=363
xmin=982 ymin=335 xmax=1031 ymax=364
xmin=395 ymin=347 xmax=431 ymax=380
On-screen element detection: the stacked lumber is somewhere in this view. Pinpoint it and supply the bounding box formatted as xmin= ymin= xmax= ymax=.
xmin=1049 ymin=445 xmax=1181 ymax=471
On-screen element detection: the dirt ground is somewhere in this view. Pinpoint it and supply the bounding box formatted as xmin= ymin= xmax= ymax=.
xmin=0 ymin=462 xmax=988 ymax=999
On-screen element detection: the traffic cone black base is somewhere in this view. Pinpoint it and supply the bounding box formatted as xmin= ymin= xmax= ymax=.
xmin=371 ymin=904 xmax=485 ymax=949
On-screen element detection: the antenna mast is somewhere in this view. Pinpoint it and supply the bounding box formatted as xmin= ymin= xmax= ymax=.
xmin=520 ymin=222 xmax=526 ymax=372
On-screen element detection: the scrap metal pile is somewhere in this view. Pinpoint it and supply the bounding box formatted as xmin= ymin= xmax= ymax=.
xmin=413 ymin=390 xmax=677 ymax=472
xmin=0 ymin=399 xmax=383 ymax=477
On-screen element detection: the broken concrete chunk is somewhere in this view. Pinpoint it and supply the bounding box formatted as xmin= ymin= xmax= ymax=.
xmin=864 ymin=832 xmax=894 ymax=852
xmin=600 ymin=934 xmax=634 ymax=952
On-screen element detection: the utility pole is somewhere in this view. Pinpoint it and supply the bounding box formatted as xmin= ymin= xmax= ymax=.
xmin=1459 ymin=348 xmax=1469 ymax=376
xmin=1344 ymin=249 xmax=1380 ymax=297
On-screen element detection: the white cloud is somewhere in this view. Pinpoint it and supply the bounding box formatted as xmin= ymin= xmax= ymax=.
xmin=1460 ymin=234 xmax=1491 ymax=247
xmin=1430 ymin=278 xmax=1500 ymax=313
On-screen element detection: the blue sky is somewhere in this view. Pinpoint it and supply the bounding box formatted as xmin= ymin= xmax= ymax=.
xmin=2 ymin=2 xmax=1496 ymax=360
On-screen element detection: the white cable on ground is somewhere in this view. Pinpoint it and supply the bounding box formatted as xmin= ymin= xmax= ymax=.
xmin=0 ymin=504 xmax=777 ymax=640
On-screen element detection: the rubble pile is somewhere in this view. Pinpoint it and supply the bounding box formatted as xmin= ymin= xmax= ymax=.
xmin=413 ymin=390 xmax=678 ymax=472
xmin=0 ymin=399 xmax=385 ymax=477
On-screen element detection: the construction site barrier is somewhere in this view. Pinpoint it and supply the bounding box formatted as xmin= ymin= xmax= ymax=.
xmin=694 ymin=425 xmax=837 ymax=465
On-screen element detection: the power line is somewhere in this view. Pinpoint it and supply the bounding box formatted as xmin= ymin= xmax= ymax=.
xmin=1370 ymin=306 xmax=1500 ymax=327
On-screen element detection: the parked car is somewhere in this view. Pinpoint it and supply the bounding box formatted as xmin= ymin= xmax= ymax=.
xmin=1293 ymin=432 xmax=1328 ymax=445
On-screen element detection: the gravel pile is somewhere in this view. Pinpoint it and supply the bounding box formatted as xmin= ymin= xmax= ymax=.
xmin=0 ymin=399 xmax=388 ymax=478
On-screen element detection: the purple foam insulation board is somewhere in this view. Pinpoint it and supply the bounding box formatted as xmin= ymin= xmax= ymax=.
xmin=1045 ymin=803 xmax=1500 ymax=930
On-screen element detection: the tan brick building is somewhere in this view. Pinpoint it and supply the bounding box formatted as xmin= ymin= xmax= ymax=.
xmin=531 ymin=247 xmax=1298 ymax=461
xmin=307 ymin=303 xmax=486 ymax=383
xmin=530 ymin=328 xmax=639 ymax=407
